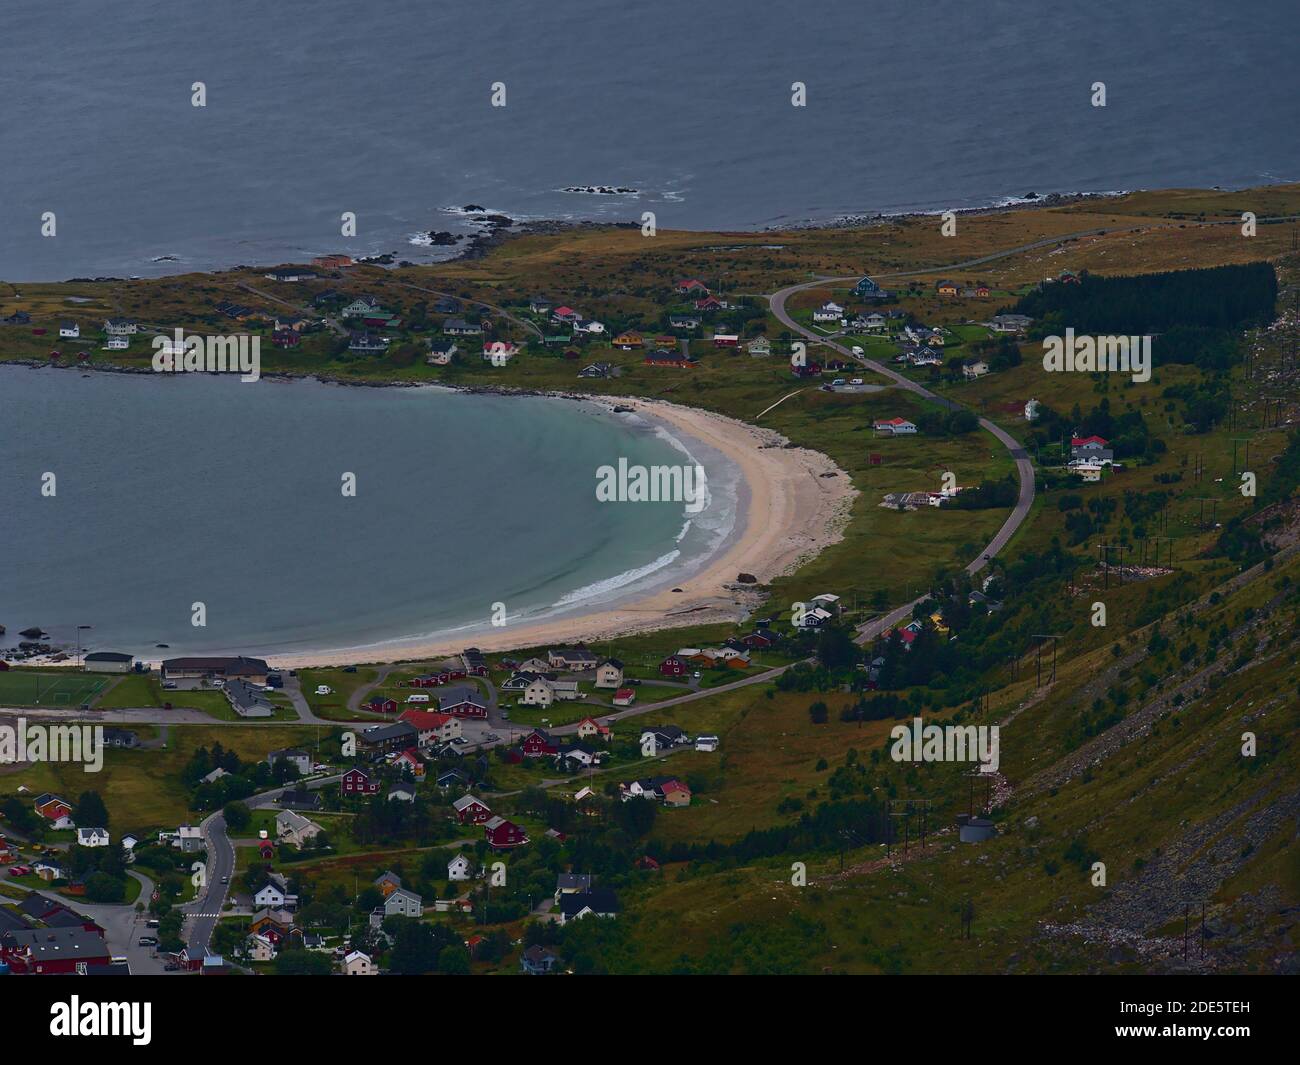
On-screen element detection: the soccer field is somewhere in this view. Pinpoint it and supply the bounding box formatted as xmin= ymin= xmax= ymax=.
xmin=0 ymin=671 xmax=109 ymax=706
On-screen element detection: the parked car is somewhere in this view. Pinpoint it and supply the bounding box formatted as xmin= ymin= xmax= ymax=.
xmin=315 ymin=685 xmax=333 ymax=696
xmin=137 ymin=936 xmax=158 ymax=947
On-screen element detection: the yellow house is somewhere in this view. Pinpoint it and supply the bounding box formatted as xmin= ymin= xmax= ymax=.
xmin=936 ymin=280 xmax=959 ymax=297
xmin=612 ymin=332 xmax=643 ymax=349
xmin=929 ymin=611 xmax=950 ymax=634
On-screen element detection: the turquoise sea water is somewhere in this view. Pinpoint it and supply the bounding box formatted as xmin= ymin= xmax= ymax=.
xmin=0 ymin=368 xmax=740 ymax=659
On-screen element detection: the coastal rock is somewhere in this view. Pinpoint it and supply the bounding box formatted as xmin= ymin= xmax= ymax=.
xmin=737 ymin=572 xmax=758 ymax=584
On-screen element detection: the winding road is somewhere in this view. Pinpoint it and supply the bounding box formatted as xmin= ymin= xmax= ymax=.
xmin=768 ymin=277 xmax=1036 ymax=642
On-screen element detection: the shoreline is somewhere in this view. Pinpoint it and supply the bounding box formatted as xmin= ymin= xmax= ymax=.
xmin=0 ymin=367 xmax=858 ymax=669
xmin=253 ymin=394 xmax=858 ymax=668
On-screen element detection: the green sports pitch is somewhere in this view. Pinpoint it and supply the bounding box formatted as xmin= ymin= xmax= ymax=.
xmin=0 ymin=671 xmax=109 ymax=706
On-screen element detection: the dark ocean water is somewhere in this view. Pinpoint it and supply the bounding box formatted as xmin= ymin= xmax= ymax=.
xmin=1 ymin=0 xmax=1296 ymax=280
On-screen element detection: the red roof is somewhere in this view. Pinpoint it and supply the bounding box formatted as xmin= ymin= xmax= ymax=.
xmin=553 ymin=305 xmax=576 ymax=317
xmin=885 ymin=627 xmax=918 ymax=644
xmin=613 ymin=688 xmax=635 ymax=700
xmin=399 ymin=709 xmax=454 ymax=730
xmin=1071 ymin=435 xmax=1108 ymax=447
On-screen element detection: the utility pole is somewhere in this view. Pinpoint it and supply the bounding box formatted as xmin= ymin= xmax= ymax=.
xmin=1031 ymin=634 xmax=1059 ymax=687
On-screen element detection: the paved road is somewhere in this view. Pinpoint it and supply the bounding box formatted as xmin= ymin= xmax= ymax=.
xmin=183 ymin=775 xmax=343 ymax=954
xmin=768 ymin=277 xmax=1036 ymax=641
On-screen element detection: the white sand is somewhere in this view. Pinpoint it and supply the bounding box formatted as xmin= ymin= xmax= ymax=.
xmin=275 ymin=396 xmax=857 ymax=667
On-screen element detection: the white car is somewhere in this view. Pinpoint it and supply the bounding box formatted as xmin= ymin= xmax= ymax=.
xmin=831 ymin=378 xmax=846 ymax=387
xmin=851 ymin=346 xmax=864 ymax=355
xmin=850 ymin=378 xmax=864 ymax=385
xmin=315 ymin=685 xmax=333 ymax=696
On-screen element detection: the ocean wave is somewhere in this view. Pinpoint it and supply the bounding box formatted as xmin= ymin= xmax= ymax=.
xmin=551 ymin=547 xmax=682 ymax=609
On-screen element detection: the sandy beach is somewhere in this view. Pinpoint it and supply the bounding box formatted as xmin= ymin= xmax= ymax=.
xmin=269 ymin=396 xmax=858 ymax=668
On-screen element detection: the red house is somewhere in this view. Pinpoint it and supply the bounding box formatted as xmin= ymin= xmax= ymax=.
xmin=452 ymin=794 xmax=492 ymax=824
xmin=437 ymin=688 xmax=487 ymax=719
xmin=674 ymin=279 xmax=709 ymax=296
xmin=483 ymin=816 xmax=529 ymax=849
xmin=258 ymin=839 xmax=275 ymax=859
xmin=341 ymin=767 xmax=380 ymax=796
xmin=272 ymin=329 xmax=301 ymax=348
xmin=521 ymin=729 xmax=559 ymax=758
xmin=368 ymin=697 xmax=398 ymax=714
xmin=659 ymin=655 xmax=689 ymax=677
xmin=742 ymin=632 xmax=775 ymax=649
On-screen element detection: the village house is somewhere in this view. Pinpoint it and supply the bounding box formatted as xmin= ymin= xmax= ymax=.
xmin=935 ymin=280 xmax=960 ymax=297
xmin=521 ymin=944 xmax=562 ymax=975
xmin=551 ymin=305 xmax=582 ymax=324
xmin=430 ymin=684 xmax=486 ymax=719
xmin=482 ymin=340 xmax=520 ymax=363
xmin=712 ymin=330 xmax=740 ymax=347
xmin=578 ymin=361 xmax=616 ymax=379
xmin=341 ymin=296 xmax=382 ymax=318
xmin=548 ymin=647 xmax=598 ymax=671
xmin=359 ymin=721 xmax=419 ymax=754
xmin=161 ymin=655 xmax=270 ymax=684
xmin=644 ymin=348 xmax=697 ymax=367
xmin=443 ymin=317 xmax=482 ymax=336
xmin=387 ymin=783 xmax=417 ymax=803
xmin=264 ymin=267 xmax=317 ymax=282
xmin=991 ymin=313 xmax=1032 ymax=334
xmin=253 ymin=874 xmax=296 ymax=910
xmin=426 ymin=338 xmax=458 ymax=365
xmin=557 ymin=887 xmax=621 ymax=924
xmin=75 ymin=827 xmax=109 ymax=848
xmin=484 ymin=816 xmax=529 ymax=849
xmin=522 ymin=729 xmax=560 ymax=758
xmin=58 ymin=320 xmax=80 ymax=338
xmin=383 ymin=887 xmax=423 ymax=918
xmin=554 ymin=872 xmax=592 ymax=903
xmin=391 ymin=749 xmax=425 ymax=780
xmin=594 ymin=658 xmax=624 ymax=689
xmin=447 ymin=853 xmax=475 ymax=881
xmin=659 ymin=654 xmax=689 ymax=677
xmin=873 ymin=417 xmax=918 ymax=435
xmin=962 ymin=357 xmax=990 ymax=379
xmin=341 ymin=766 xmax=380 ymax=797
xmin=612 ymin=330 xmax=643 ymax=350
xmin=528 ymin=296 xmax=552 ymax=315
xmin=104 ymin=317 xmax=138 ymax=335
xmin=343 ymin=949 xmax=375 ymax=975
xmin=398 ymin=708 xmax=462 ymax=746
xmin=746 ymin=336 xmax=772 ymax=357
xmin=667 ymin=313 xmax=701 ymax=331
xmin=613 ymin=688 xmax=636 ymax=707
xmin=640 ymin=725 xmax=690 ymax=751
xmin=452 ymin=794 xmax=493 ymax=824
xmin=267 ymin=748 xmax=312 ymax=776
xmin=576 ymin=716 xmax=613 ymax=741
xmin=246 ymin=933 xmax=277 ymax=962
xmin=33 ymin=794 xmax=73 ymax=828
xmin=275 ymin=810 xmax=322 ymax=848
xmin=812 ymin=301 xmax=844 ymax=323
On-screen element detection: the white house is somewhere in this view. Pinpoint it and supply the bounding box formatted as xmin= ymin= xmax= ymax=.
xmin=812 ymin=301 xmax=844 ymax=323
xmin=275 ymin=810 xmax=322 ymax=847
xmin=76 ymin=827 xmax=110 ymax=848
xmin=105 ymin=335 xmax=129 ymax=350
xmin=343 ymin=949 xmax=375 ymax=975
xmin=695 ymin=736 xmax=720 ymax=752
xmin=59 ymin=321 xmax=80 ymax=338
xmin=521 ymin=677 xmax=555 ymax=707
xmin=253 ymin=880 xmax=289 ymax=909
xmin=246 ymin=934 xmax=277 ymax=962
xmin=594 ymin=658 xmax=624 ymax=690
xmin=447 ymin=853 xmax=474 ymax=881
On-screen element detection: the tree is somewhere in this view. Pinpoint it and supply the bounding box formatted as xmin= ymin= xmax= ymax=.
xmin=808 ymin=701 xmax=829 ymax=725
xmin=74 ymin=790 xmax=109 ymax=828
xmin=815 ymin=625 xmax=858 ymax=672
xmin=438 ymin=944 xmax=471 ymax=975
xmin=222 ymin=801 xmax=251 ymax=833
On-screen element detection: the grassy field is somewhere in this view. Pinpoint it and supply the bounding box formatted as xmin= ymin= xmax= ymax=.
xmin=0 ymin=670 xmax=109 ymax=706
